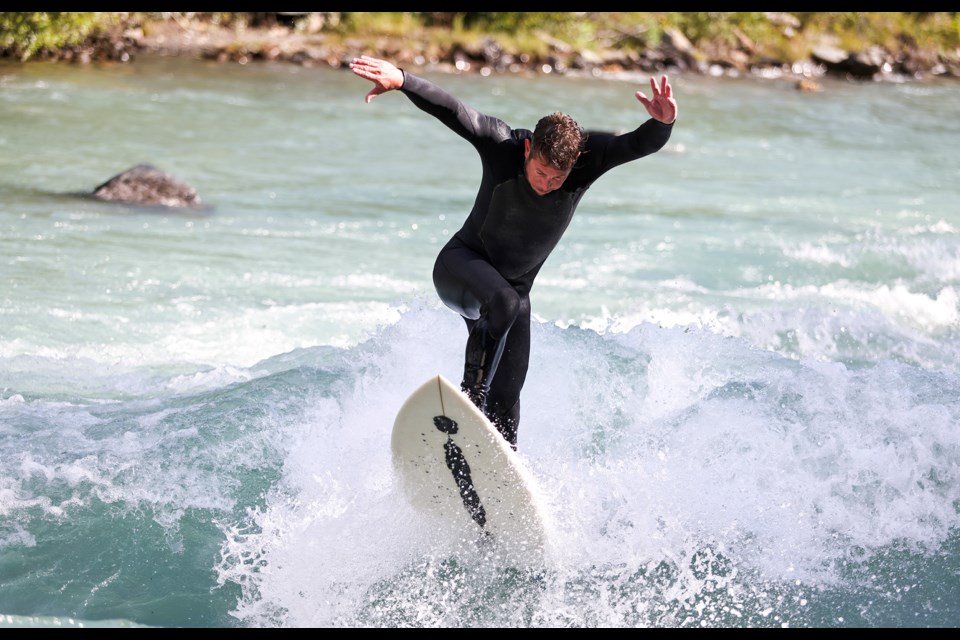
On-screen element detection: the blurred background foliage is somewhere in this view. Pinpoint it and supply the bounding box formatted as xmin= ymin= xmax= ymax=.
xmin=1 ymin=12 xmax=958 ymax=62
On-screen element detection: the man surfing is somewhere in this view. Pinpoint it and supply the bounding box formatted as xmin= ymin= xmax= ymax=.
xmin=350 ymin=55 xmax=678 ymax=450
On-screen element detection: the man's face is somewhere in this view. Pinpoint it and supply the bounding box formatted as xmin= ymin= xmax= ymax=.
xmin=523 ymin=139 xmax=573 ymax=196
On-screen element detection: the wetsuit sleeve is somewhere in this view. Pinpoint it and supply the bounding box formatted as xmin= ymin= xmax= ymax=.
xmin=582 ymin=119 xmax=673 ymax=176
xmin=399 ymin=71 xmax=513 ymax=147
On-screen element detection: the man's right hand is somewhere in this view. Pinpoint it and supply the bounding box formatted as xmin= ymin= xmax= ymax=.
xmin=349 ymin=55 xmax=405 ymax=103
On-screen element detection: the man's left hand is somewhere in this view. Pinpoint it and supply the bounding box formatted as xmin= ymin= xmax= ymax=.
xmin=636 ymin=75 xmax=678 ymax=124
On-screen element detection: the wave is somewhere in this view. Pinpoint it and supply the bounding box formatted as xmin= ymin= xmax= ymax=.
xmin=3 ymin=306 xmax=959 ymax=627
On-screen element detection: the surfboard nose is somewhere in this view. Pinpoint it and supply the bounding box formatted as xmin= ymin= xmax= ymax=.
xmin=393 ymin=374 xmax=549 ymax=565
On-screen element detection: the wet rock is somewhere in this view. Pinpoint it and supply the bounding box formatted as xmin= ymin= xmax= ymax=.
xmin=92 ymin=164 xmax=204 ymax=209
xmin=844 ymin=45 xmax=891 ymax=78
xmin=812 ymin=46 xmax=848 ymax=67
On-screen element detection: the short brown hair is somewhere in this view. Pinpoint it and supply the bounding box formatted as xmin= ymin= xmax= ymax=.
xmin=532 ymin=112 xmax=585 ymax=171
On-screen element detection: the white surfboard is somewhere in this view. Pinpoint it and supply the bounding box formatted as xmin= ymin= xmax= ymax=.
xmin=392 ymin=374 xmax=548 ymax=562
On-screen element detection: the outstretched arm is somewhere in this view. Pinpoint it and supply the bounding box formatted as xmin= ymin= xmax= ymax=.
xmin=576 ymin=75 xmax=677 ymax=177
xmin=349 ymin=55 xmax=404 ymax=103
xmin=349 ymin=55 xmax=512 ymax=147
xmin=636 ymin=75 xmax=678 ymax=124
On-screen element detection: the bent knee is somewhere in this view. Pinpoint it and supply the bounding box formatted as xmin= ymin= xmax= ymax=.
xmin=485 ymin=288 xmax=522 ymax=338
xmin=434 ymin=255 xmax=480 ymax=319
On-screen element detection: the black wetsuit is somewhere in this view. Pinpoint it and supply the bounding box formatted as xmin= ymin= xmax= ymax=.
xmin=400 ymin=71 xmax=673 ymax=446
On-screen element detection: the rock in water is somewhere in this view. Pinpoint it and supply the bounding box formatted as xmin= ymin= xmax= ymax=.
xmin=93 ymin=164 xmax=203 ymax=209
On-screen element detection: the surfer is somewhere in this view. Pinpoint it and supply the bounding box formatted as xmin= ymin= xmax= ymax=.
xmin=350 ymin=55 xmax=677 ymax=450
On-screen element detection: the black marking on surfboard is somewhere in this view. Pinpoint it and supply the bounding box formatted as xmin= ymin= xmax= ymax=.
xmin=434 ymin=415 xmax=487 ymax=529
xmin=433 ymin=415 xmax=458 ymax=434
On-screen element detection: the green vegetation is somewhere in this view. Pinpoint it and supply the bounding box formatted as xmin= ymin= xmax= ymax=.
xmin=1 ymin=11 xmax=958 ymax=64
xmin=350 ymin=12 xmax=960 ymax=57
xmin=0 ymin=12 xmax=119 ymax=61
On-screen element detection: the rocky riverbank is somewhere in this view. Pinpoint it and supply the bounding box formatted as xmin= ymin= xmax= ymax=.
xmin=27 ymin=14 xmax=960 ymax=91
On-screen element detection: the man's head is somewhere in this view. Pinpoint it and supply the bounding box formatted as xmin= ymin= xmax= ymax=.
xmin=523 ymin=112 xmax=585 ymax=196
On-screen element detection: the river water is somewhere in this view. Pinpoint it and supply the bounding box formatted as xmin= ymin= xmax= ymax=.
xmin=1 ymin=56 xmax=958 ymax=627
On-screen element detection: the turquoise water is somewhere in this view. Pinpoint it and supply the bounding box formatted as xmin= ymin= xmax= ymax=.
xmin=1 ymin=56 xmax=958 ymax=628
